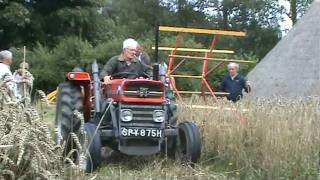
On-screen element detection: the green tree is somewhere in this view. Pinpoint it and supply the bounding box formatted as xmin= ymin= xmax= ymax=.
xmin=201 ymin=0 xmax=283 ymax=58
xmin=289 ymin=0 xmax=313 ymax=24
xmin=0 ymin=0 xmax=108 ymax=49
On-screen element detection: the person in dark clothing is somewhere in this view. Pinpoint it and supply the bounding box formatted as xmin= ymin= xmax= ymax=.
xmin=136 ymin=44 xmax=152 ymax=68
xmin=100 ymin=38 xmax=151 ymax=83
xmin=221 ymin=62 xmax=251 ymax=102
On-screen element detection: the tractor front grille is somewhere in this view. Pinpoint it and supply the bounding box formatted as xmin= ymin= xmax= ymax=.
xmin=120 ymin=104 xmax=164 ymax=128
xmin=123 ymin=82 xmax=164 ymax=98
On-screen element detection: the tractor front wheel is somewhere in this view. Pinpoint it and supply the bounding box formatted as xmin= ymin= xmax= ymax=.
xmin=80 ymin=123 xmax=102 ymax=173
xmin=176 ymin=121 xmax=202 ymax=163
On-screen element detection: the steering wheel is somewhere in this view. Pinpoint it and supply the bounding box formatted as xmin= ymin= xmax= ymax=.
xmin=111 ymin=72 xmax=139 ymax=79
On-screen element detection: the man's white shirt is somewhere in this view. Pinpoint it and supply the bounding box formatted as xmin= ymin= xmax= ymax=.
xmin=0 ymin=63 xmax=13 ymax=79
xmin=230 ymin=73 xmax=238 ymax=81
xmin=0 ymin=63 xmax=19 ymax=98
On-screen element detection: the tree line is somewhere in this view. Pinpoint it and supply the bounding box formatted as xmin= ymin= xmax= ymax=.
xmin=0 ymin=0 xmax=312 ymax=91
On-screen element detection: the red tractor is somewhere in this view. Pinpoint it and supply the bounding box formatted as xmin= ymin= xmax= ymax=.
xmin=55 ymin=61 xmax=201 ymax=172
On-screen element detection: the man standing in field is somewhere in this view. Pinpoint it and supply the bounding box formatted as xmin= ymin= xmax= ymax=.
xmin=100 ymin=38 xmax=151 ymax=83
xmin=136 ymin=43 xmax=152 ymax=68
xmin=13 ymin=62 xmax=34 ymax=99
xmin=221 ymin=62 xmax=251 ymax=102
xmin=0 ymin=50 xmax=17 ymax=98
xmin=0 ymin=50 xmax=13 ymax=80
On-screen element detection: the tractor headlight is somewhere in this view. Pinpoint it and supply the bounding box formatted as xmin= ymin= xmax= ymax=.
xmin=153 ymin=110 xmax=165 ymax=122
xmin=121 ymin=109 xmax=133 ymax=122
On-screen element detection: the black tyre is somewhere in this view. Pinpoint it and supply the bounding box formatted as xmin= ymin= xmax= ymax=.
xmin=55 ymin=82 xmax=102 ymax=173
xmin=81 ymin=123 xmax=102 ymax=173
xmin=176 ymin=121 xmax=202 ymax=163
xmin=55 ymin=81 xmax=83 ymax=143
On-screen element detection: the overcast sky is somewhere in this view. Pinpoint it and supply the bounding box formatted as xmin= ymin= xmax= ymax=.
xmin=278 ymin=0 xmax=292 ymax=36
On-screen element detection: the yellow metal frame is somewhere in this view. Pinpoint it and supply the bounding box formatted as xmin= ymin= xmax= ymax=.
xmin=179 ymin=104 xmax=249 ymax=112
xmin=159 ymin=26 xmax=246 ymax=36
xmin=47 ymin=89 xmax=58 ymax=104
xmin=169 ymin=55 xmax=256 ymax=64
xmin=152 ymin=47 xmax=234 ymax=54
xmin=156 ymin=26 xmax=252 ymax=101
xmin=177 ymin=91 xmax=229 ymax=95
xmin=170 ymin=75 xmax=202 ymax=79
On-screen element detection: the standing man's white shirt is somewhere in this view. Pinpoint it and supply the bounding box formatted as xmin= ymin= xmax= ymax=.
xmin=0 ymin=50 xmax=19 ymax=99
xmin=230 ymin=73 xmax=238 ymax=81
xmin=0 ymin=62 xmax=13 ymax=79
xmin=0 ymin=63 xmax=17 ymax=97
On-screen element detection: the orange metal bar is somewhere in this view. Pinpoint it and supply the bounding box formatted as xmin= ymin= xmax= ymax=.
xmin=203 ymin=78 xmax=218 ymax=102
xmin=203 ymin=35 xmax=218 ymax=77
xmin=201 ymin=52 xmax=209 ymax=99
xmin=168 ymin=32 xmax=184 ymax=98
xmin=171 ymin=58 xmax=187 ymax=74
xmin=205 ymin=61 xmax=225 ymax=77
xmin=201 ymin=36 xmax=218 ymax=102
xmin=168 ymin=50 xmax=175 ymax=75
xmin=168 ymin=32 xmax=184 ymax=75
xmin=170 ymin=77 xmax=181 ymax=98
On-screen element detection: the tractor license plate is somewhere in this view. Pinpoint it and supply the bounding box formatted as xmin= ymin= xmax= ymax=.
xmin=121 ymin=127 xmax=162 ymax=138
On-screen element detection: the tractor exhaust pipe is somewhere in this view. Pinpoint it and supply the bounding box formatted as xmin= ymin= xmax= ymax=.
xmin=154 ymin=24 xmax=159 ymax=63
xmin=152 ymin=63 xmax=159 ymax=81
xmin=152 ymin=24 xmax=160 ymax=81
xmin=92 ymin=60 xmax=101 ymax=114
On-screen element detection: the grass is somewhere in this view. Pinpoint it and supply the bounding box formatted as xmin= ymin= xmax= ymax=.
xmin=40 ymin=96 xmax=320 ymax=180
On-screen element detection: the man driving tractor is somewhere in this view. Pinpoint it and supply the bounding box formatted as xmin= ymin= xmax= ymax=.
xmin=100 ymin=38 xmax=151 ymax=83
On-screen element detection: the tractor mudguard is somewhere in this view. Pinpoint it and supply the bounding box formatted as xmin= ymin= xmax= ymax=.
xmin=66 ymin=72 xmax=91 ymax=81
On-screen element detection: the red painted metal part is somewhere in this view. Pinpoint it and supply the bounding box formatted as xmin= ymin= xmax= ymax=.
xmin=105 ymin=79 xmax=165 ymax=104
xmin=66 ymin=73 xmax=166 ymax=120
xmin=67 ymin=72 xmax=91 ymax=81
xmin=68 ymin=77 xmax=91 ymax=121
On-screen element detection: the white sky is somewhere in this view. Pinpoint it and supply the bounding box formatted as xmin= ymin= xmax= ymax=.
xmin=278 ymin=0 xmax=293 ymax=36
xmin=198 ymin=0 xmax=294 ymax=36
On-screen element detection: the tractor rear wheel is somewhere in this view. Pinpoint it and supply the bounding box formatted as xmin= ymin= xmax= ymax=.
xmin=55 ymin=81 xmax=83 ymax=143
xmin=176 ymin=121 xmax=202 ymax=163
xmin=55 ymin=81 xmax=101 ymax=172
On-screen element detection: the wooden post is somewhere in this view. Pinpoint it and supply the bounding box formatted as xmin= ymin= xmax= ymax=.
xmin=23 ymin=46 xmax=27 ymax=100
